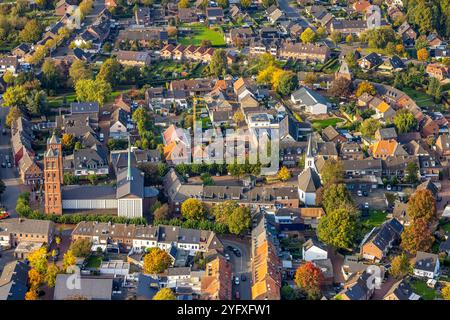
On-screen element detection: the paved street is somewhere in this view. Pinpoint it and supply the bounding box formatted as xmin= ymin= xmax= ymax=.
xmin=0 ymin=105 xmax=22 ymax=217
xmin=221 ymin=237 xmax=252 ymax=300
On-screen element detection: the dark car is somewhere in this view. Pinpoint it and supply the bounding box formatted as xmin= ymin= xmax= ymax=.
xmin=226 ymin=245 xmax=234 ymax=251
xmin=240 ymin=274 xmax=247 ymax=282
xmin=233 ymin=248 xmax=241 ymax=257
xmin=362 ymin=190 xmax=368 ymax=197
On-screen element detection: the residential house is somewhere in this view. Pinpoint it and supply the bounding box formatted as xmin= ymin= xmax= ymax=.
xmin=397 ymin=21 xmax=417 ymax=45
xmin=435 ymin=135 xmax=450 ymax=160
xmin=375 ymin=127 xmax=397 ymax=141
xmin=109 ymin=108 xmax=129 ymax=140
xmin=200 ymin=253 xmax=232 ymax=300
xmin=206 ymin=7 xmax=224 ymax=24
xmin=340 ymin=141 xmax=365 ymax=160
xmin=116 ymin=50 xmax=151 ymax=67
xmin=322 ymin=125 xmax=347 ymax=144
xmin=54 ymin=275 xmax=113 ymax=300
xmin=163 ymin=125 xmax=191 ymax=164
xmin=278 ymin=42 xmax=331 ymax=63
xmin=413 ymin=251 xmax=440 ymax=279
xmin=291 ymin=87 xmax=329 ymax=115
xmin=177 ymin=8 xmax=198 ymax=23
xmin=0 ymin=261 xmax=29 ymax=300
xmin=302 ymin=238 xmax=328 ymax=262
xmin=358 ymin=53 xmax=383 ymax=70
xmin=383 ymin=279 xmax=421 ymax=300
xmin=330 ymin=19 xmax=368 ymax=35
xmin=426 ymin=63 xmax=449 ymax=81
xmin=251 ymin=214 xmax=282 ymax=300
xmin=64 ymin=145 xmax=109 ymax=177
xmin=360 ymin=218 xmax=404 ymax=262
xmin=370 ymin=139 xmax=407 ymax=160
xmin=0 ymin=56 xmax=19 ymax=75
xmin=18 ymin=152 xmax=43 ymax=186
xmin=379 ymin=55 xmax=406 ymax=73
xmin=0 ymin=218 xmax=55 ymax=249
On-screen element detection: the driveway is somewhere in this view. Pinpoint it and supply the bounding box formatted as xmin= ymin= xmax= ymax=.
xmin=0 ymin=105 xmax=23 ymax=216
xmin=221 ymin=237 xmax=252 ymax=300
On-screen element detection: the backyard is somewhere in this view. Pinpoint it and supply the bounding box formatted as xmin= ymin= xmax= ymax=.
xmin=311 ymin=117 xmax=344 ymax=131
xmin=178 ymin=23 xmax=226 ymax=47
xmin=410 ymin=278 xmax=438 ymax=300
xmin=361 ymin=210 xmax=388 ymax=229
xmin=403 ymin=88 xmax=435 ymax=108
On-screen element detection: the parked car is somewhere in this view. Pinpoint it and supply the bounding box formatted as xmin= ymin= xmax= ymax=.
xmin=234 ymin=276 xmax=240 ymax=285
xmin=0 ymin=211 xmax=10 ymax=220
xmin=225 ymin=253 xmax=230 ymax=261
xmin=2 ymin=129 xmax=6 ymax=135
xmin=357 ymin=190 xmax=363 ymax=197
xmin=386 ymin=185 xmax=392 ymax=191
xmin=99 ymin=133 xmax=104 ymax=142
xmin=7 ymin=162 xmax=11 ymax=168
xmin=235 ymin=291 xmax=240 ymax=300
xmin=226 ymin=245 xmax=234 ymax=251
xmin=364 ymin=202 xmax=369 ymax=209
xmin=233 ymin=249 xmax=241 ymax=257
xmin=240 ymin=274 xmax=247 ymax=282
xmin=102 ymin=111 xmax=111 ymax=115
xmin=362 ymin=190 xmax=368 ymax=197
xmin=1 ymin=163 xmax=5 ymax=168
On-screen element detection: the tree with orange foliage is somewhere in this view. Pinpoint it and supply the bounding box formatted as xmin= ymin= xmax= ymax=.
xmin=401 ymin=218 xmax=434 ymax=255
xmin=25 ymin=289 xmax=39 ymax=300
xmin=294 ymin=262 xmax=324 ymax=300
xmin=417 ymin=48 xmax=429 ymax=61
xmin=406 ymin=189 xmax=437 ymax=224
xmin=28 ymin=268 xmax=44 ymax=288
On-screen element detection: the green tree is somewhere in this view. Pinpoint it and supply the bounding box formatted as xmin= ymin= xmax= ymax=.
xmin=240 ymin=0 xmax=251 ymax=8
xmin=320 ymin=158 xmax=344 ymax=186
xmin=217 ymin=0 xmax=229 ymax=8
xmin=143 ymin=247 xmax=172 ymax=274
xmin=390 ymin=254 xmax=411 ymax=279
xmin=209 ymin=49 xmax=227 ymax=77
xmin=276 ymin=71 xmax=298 ymax=96
xmin=69 ymin=238 xmax=92 ymax=257
xmin=330 ymin=31 xmax=342 ymax=44
xmin=317 ymin=208 xmax=358 ymax=249
xmin=75 ymin=79 xmax=112 ymax=106
xmin=300 ymin=28 xmax=316 ymax=44
xmin=96 ymin=58 xmax=121 ymax=87
xmin=227 ymin=206 xmax=251 ymax=235
xmin=2 ymin=85 xmax=27 ymax=108
xmin=19 ymin=20 xmax=43 ymax=43
xmin=427 ymin=77 xmax=442 ymax=102
xmin=404 ymin=161 xmax=419 ymax=184
xmin=359 ymin=118 xmax=381 ymax=139
xmin=153 ymin=288 xmax=176 ymax=300
xmin=69 ymin=60 xmax=93 ymax=85
xmin=181 ymin=198 xmax=206 ymax=220
xmin=321 ymin=183 xmax=354 ymax=214
xmin=393 ymin=109 xmax=417 ymax=133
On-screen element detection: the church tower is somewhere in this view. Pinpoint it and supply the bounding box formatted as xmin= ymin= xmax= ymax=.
xmin=305 ymin=134 xmax=316 ymax=171
xmin=44 ymin=133 xmax=63 ymax=215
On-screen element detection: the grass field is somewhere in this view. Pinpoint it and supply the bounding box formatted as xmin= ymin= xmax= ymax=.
xmin=179 ymin=23 xmax=226 ymax=47
xmin=311 ymin=118 xmax=344 ymax=131
xmin=410 ymin=279 xmax=437 ymax=300
xmin=403 ymin=88 xmax=435 ymax=108
xmin=361 ymin=210 xmax=387 ymax=229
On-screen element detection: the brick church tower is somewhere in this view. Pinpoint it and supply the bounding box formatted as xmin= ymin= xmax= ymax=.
xmin=44 ymin=133 xmax=63 ymax=215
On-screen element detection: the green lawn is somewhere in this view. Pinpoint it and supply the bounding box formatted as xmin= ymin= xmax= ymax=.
xmin=84 ymin=255 xmax=102 ymax=268
xmin=403 ymin=88 xmax=435 ymax=108
xmin=47 ymin=93 xmax=77 ymax=108
xmin=311 ymin=118 xmax=344 ymax=131
xmin=410 ymin=279 xmax=437 ymax=300
xmin=178 ymin=23 xmax=226 ymax=47
xmin=361 ymin=210 xmax=388 ymax=229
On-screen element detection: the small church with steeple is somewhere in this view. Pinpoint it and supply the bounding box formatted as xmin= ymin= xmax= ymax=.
xmin=297 ymin=134 xmax=322 ymax=206
xmin=44 ymin=134 xmax=147 ymax=218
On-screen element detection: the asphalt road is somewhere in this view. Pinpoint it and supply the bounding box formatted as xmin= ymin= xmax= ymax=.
xmin=0 ymin=105 xmax=21 ymax=217
xmin=221 ymin=238 xmax=252 ymax=300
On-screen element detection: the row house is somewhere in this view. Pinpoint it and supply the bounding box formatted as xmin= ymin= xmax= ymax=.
xmin=426 ymin=63 xmax=449 ymax=82
xmin=278 ymin=42 xmax=331 ymax=63
xmin=71 ymin=221 xmax=223 ymax=255
xmin=160 ymin=44 xmax=215 ymax=63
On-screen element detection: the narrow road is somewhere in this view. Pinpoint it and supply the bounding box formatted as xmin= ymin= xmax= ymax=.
xmin=221 ymin=237 xmax=252 ymax=300
xmin=0 ymin=105 xmax=22 ymax=217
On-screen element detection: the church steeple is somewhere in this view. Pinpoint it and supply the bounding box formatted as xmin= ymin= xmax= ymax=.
xmin=305 ymin=134 xmax=316 ymax=171
xmin=127 ymin=134 xmax=132 ymax=181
